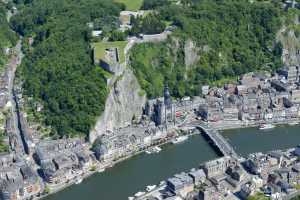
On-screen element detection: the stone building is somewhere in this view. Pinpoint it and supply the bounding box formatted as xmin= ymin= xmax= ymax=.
xmin=167 ymin=172 xmax=194 ymax=198
xmin=278 ymin=66 xmax=299 ymax=83
xmin=0 ymin=163 xmax=42 ymax=200
xmin=202 ymin=157 xmax=235 ymax=178
xmin=188 ymin=169 xmax=206 ymax=186
xmin=291 ymin=89 xmax=300 ymax=103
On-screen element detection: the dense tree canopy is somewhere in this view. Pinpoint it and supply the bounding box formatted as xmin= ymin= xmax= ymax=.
xmin=142 ymin=0 xmax=171 ymax=10
xmin=11 ymin=0 xmax=123 ymax=138
xmin=130 ymin=14 xmax=166 ymax=36
xmin=130 ymin=0 xmax=284 ymax=98
xmin=0 ymin=3 xmax=17 ymax=70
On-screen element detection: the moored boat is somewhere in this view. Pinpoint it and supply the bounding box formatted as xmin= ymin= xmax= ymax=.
xmin=145 ymin=150 xmax=152 ymax=154
xmin=75 ymin=178 xmax=83 ymax=185
xmin=172 ymin=135 xmax=188 ymax=144
xmin=134 ymin=191 xmax=145 ymax=197
xmin=146 ymin=185 xmax=156 ymax=192
xmin=98 ymin=168 xmax=105 ymax=173
xmin=259 ymin=124 xmax=275 ymax=130
xmin=153 ymin=146 xmax=162 ymax=153
xmin=288 ymin=121 xmax=299 ymax=126
xmin=146 ymin=146 xmax=162 ymax=154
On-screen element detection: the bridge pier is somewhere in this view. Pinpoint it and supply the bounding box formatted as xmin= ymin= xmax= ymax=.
xmin=198 ymin=128 xmax=225 ymax=157
xmin=192 ymin=123 xmax=239 ymax=159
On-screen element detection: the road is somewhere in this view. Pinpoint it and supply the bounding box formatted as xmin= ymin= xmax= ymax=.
xmin=6 ymin=39 xmax=26 ymax=155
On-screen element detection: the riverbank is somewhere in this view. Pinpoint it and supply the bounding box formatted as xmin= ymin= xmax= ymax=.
xmin=211 ymin=118 xmax=300 ymax=131
xmin=37 ymin=128 xmax=196 ymax=199
xmin=43 ymin=120 xmax=300 ymax=200
xmin=43 ymin=133 xmax=218 ymax=200
xmin=132 ymin=146 xmax=300 ymax=200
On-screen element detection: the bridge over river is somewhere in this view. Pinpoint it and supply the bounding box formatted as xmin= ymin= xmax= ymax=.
xmin=183 ymin=121 xmax=239 ymax=159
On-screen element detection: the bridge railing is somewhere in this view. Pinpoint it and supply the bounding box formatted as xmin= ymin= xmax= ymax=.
xmin=194 ymin=123 xmax=239 ymax=158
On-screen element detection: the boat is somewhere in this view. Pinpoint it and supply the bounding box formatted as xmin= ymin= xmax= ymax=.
xmin=98 ymin=168 xmax=105 ymax=173
xmin=172 ymin=135 xmax=189 ymax=144
xmin=159 ymin=181 xmax=166 ymax=185
xmin=145 ymin=150 xmax=152 ymax=154
xmin=134 ymin=191 xmax=145 ymax=197
xmin=75 ymin=178 xmax=83 ymax=185
xmin=288 ymin=121 xmax=299 ymax=126
xmin=146 ymin=185 xmax=156 ymax=192
xmin=153 ymin=146 xmax=162 ymax=153
xmin=259 ymin=124 xmax=275 ymax=130
xmin=128 ymin=197 xmax=135 ymax=200
xmin=146 ymin=146 xmax=162 ymax=154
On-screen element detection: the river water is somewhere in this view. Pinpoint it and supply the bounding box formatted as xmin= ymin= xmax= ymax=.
xmin=223 ymin=124 xmax=300 ymax=156
xmin=44 ymin=125 xmax=300 ymax=200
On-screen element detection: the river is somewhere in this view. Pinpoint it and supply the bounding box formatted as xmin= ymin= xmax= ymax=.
xmin=44 ymin=125 xmax=300 ymax=200
xmin=222 ymin=124 xmax=300 ymax=156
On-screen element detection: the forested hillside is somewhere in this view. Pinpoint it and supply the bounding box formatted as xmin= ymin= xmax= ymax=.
xmin=130 ymin=0 xmax=284 ymax=98
xmin=0 ymin=2 xmax=17 ymax=152
xmin=8 ymin=0 xmax=297 ymax=138
xmin=0 ymin=2 xmax=17 ymax=71
xmin=10 ymin=0 xmax=123 ymax=138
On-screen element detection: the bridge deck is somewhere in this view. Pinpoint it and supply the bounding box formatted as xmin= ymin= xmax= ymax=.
xmin=199 ymin=125 xmax=238 ymax=158
xmin=185 ymin=121 xmax=239 ymax=158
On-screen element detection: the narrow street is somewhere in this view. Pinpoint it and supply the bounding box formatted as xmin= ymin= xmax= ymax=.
xmin=6 ymin=39 xmax=26 ymax=155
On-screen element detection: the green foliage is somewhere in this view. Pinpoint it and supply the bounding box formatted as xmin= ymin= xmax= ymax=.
xmin=44 ymin=185 xmax=50 ymax=194
xmin=90 ymin=165 xmax=97 ymax=171
xmin=130 ymin=42 xmax=195 ymax=98
xmin=0 ymin=133 xmax=8 ymax=153
xmin=114 ymin=0 xmax=143 ymax=11
xmin=130 ymin=14 xmax=166 ymax=35
xmin=142 ymin=0 xmax=171 ymax=10
xmin=0 ymin=3 xmax=17 ymax=152
xmin=92 ymin=41 xmax=128 ymax=64
xmin=109 ymin=30 xmax=127 ymax=41
xmin=130 ymin=0 xmax=284 ymax=98
xmin=0 ymin=3 xmax=18 ymax=71
xmin=0 ymin=128 xmax=8 ymax=153
xmin=11 ymin=0 xmax=123 ymax=138
xmin=247 ymin=192 xmax=270 ymax=200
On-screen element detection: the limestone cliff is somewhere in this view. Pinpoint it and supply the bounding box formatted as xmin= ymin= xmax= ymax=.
xmin=89 ymin=65 xmax=146 ymax=143
xmin=184 ymin=39 xmax=200 ymax=68
xmin=277 ymin=16 xmax=300 ymax=66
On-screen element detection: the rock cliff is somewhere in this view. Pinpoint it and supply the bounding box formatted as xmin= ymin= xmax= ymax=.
xmin=89 ymin=64 xmax=146 ymax=143
xmin=277 ymin=16 xmax=300 ymax=66
xmin=184 ymin=39 xmax=200 ymax=68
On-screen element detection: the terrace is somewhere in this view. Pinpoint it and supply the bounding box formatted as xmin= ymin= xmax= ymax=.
xmin=92 ymin=41 xmax=128 ymax=66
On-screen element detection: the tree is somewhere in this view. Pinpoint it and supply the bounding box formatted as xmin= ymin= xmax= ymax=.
xmin=10 ymin=0 xmax=122 ymax=138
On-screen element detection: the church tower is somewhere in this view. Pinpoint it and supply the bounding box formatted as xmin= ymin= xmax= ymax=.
xmin=163 ymin=85 xmax=175 ymax=125
xmin=164 ymin=85 xmax=172 ymax=109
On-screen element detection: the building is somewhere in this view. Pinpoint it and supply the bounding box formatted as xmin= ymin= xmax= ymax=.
xmin=202 ymin=157 xmax=234 ymax=178
xmin=167 ymin=172 xmax=194 ymax=198
xmin=278 ymin=66 xmax=299 ymax=83
xmin=0 ymin=163 xmax=42 ymax=200
xmin=188 ymin=169 xmax=206 ymax=185
xmin=291 ymin=89 xmax=300 ymax=103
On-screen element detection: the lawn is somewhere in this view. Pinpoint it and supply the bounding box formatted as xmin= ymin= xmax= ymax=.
xmin=92 ymin=41 xmax=128 ymax=64
xmin=247 ymin=193 xmax=270 ymax=200
xmin=114 ymin=0 xmax=143 ymax=11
